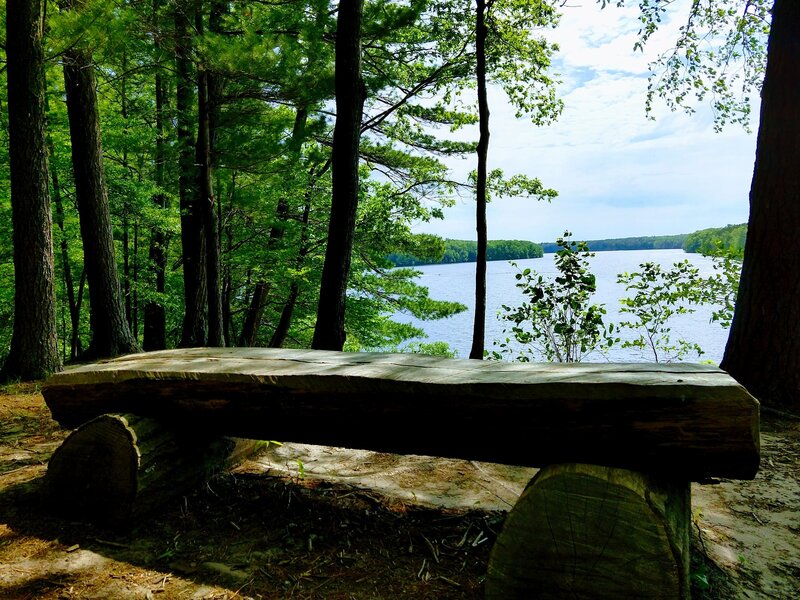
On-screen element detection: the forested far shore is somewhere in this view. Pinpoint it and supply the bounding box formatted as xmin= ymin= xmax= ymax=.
xmin=389 ymin=225 xmax=749 ymax=267
xmin=387 ymin=224 xmax=747 ymax=267
xmin=541 ymin=234 xmax=686 ymax=253
xmin=682 ymin=223 xmax=747 ymax=256
xmin=388 ymin=239 xmax=544 ymax=266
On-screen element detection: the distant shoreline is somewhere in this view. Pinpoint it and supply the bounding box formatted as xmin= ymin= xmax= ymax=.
xmin=390 ymin=224 xmax=746 ymax=267
xmin=539 ymin=234 xmax=686 ymax=254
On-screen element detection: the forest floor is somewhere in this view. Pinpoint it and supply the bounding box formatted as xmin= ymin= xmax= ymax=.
xmin=0 ymin=382 xmax=798 ymax=600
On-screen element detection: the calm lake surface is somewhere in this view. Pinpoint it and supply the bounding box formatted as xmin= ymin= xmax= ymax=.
xmin=397 ymin=249 xmax=730 ymax=363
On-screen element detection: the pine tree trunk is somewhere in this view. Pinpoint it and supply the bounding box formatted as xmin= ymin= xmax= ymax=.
xmin=58 ymin=0 xmax=137 ymax=358
xmin=133 ymin=222 xmax=140 ymax=339
xmin=469 ymin=0 xmax=489 ymax=361
xmin=121 ymin=51 xmax=133 ymax=331
xmin=239 ymin=281 xmax=268 ymax=347
xmin=2 ymin=0 xmax=62 ymax=380
xmin=197 ymin=65 xmax=224 ymax=346
xmin=143 ymin=71 xmax=169 ymax=349
xmin=312 ymin=0 xmax=365 ymax=351
xmin=123 ymin=208 xmax=132 ymax=325
xmin=176 ymin=0 xmax=208 ymax=347
xmin=62 ymin=41 xmax=139 ymax=358
xmin=221 ymin=173 xmax=236 ymax=346
xmin=143 ymin=1 xmax=169 ymax=351
xmin=721 ymin=0 xmax=800 ymax=409
xmin=270 ymin=193 xmax=313 ymax=348
xmin=198 ymin=1 xmax=225 ymax=347
xmin=49 ymin=127 xmax=83 ymax=361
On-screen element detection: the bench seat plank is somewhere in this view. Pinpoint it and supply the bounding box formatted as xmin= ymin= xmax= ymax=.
xmin=42 ymin=348 xmax=760 ymax=480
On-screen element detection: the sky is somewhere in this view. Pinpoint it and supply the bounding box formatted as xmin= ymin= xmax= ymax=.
xmin=414 ymin=1 xmax=760 ymax=243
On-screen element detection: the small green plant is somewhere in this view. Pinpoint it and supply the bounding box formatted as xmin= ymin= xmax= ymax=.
xmin=493 ymin=232 xmax=616 ymax=362
xmin=701 ymin=244 xmax=743 ymax=328
xmin=617 ymin=260 xmax=707 ymax=363
xmin=617 ymin=260 xmax=708 ymax=362
xmin=690 ymin=565 xmax=711 ymax=591
xmin=399 ymin=341 xmax=458 ymax=358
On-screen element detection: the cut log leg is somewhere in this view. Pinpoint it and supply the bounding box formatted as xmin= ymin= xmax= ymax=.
xmin=486 ymin=463 xmax=690 ymax=600
xmin=46 ymin=414 xmax=261 ymax=527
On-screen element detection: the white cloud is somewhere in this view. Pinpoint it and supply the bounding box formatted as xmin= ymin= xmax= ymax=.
xmin=416 ymin=0 xmax=759 ymax=242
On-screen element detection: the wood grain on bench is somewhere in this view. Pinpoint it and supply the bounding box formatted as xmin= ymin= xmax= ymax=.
xmin=43 ymin=347 xmax=760 ymax=480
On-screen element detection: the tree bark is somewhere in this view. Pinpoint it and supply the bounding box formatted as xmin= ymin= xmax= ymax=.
xmin=62 ymin=42 xmax=139 ymax=358
xmin=270 ymin=189 xmax=313 ymax=348
xmin=239 ymin=281 xmax=268 ymax=347
xmin=121 ymin=51 xmax=133 ymax=330
xmin=221 ymin=172 xmax=237 ymax=346
xmin=312 ymin=0 xmax=365 ymax=351
xmin=198 ymin=0 xmax=225 ymax=347
xmin=48 ymin=117 xmax=83 ymax=361
xmin=2 ymin=0 xmax=62 ymax=380
xmin=143 ymin=11 xmax=169 ymax=351
xmin=469 ymin=0 xmax=490 ymax=361
xmin=176 ymin=0 xmax=208 ymax=347
xmin=721 ymin=0 xmax=800 ymax=408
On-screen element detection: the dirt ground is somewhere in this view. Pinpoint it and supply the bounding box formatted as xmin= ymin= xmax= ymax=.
xmin=1 ymin=382 xmax=798 ymax=599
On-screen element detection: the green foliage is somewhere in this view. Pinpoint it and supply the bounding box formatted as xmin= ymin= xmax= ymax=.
xmin=700 ymin=245 xmax=742 ymax=329
xmin=484 ymin=0 xmax=563 ymax=121
xmin=603 ymin=0 xmax=771 ymax=130
xmin=469 ymin=168 xmax=558 ymax=204
xmin=617 ymin=261 xmax=707 ymax=362
xmin=683 ymin=223 xmax=747 ymax=256
xmin=492 ymin=232 xmax=615 ymax=362
xmin=0 ymin=0 xmax=571 ymax=362
xmin=400 ymin=341 xmax=458 ymax=358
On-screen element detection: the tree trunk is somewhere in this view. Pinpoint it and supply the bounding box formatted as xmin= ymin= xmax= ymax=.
xmin=469 ymin=0 xmax=490 ymax=361
xmin=270 ymin=192 xmax=313 ymax=348
xmin=312 ymin=0 xmax=365 ymax=351
xmin=132 ymin=222 xmax=140 ymax=339
xmin=143 ymin=2 xmax=169 ymax=351
xmin=49 ymin=123 xmax=83 ymax=361
xmin=46 ymin=413 xmax=261 ymax=527
xmin=486 ymin=464 xmax=690 ymax=599
xmin=62 ymin=42 xmax=139 ymax=358
xmin=176 ymin=0 xmax=208 ymax=347
xmin=2 ymin=0 xmax=62 ymax=380
xmin=198 ymin=0 xmax=225 ymax=347
xmin=123 ymin=208 xmax=132 ymax=325
xmin=221 ymin=173 xmax=236 ymax=346
xmin=239 ymin=281 xmax=268 ymax=347
xmin=121 ymin=51 xmax=133 ymax=330
xmin=721 ymin=0 xmax=800 ymax=408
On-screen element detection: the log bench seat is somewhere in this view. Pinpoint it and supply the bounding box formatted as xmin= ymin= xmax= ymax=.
xmin=42 ymin=347 xmax=761 ymax=599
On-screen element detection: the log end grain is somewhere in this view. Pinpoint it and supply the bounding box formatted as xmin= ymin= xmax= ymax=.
xmin=486 ymin=463 xmax=691 ymax=600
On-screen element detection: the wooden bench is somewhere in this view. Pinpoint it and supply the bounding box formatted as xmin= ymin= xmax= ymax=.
xmin=42 ymin=348 xmax=760 ymax=599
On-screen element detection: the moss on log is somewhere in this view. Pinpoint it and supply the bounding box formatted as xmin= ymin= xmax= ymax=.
xmin=486 ymin=463 xmax=690 ymax=599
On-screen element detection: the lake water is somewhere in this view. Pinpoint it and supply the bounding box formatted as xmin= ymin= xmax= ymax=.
xmin=396 ymin=249 xmax=731 ymax=363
